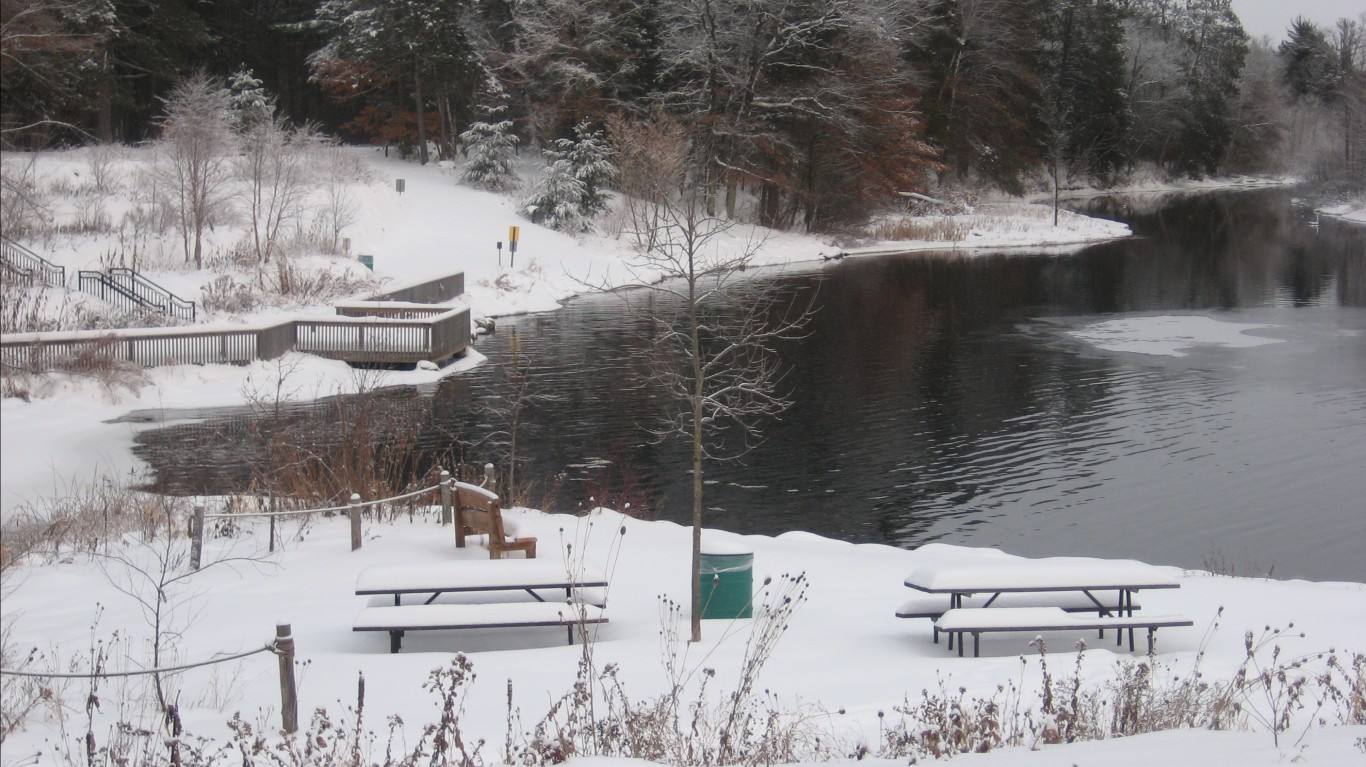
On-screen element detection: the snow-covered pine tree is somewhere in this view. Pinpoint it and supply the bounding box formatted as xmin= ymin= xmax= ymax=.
xmin=521 ymin=122 xmax=617 ymax=232
xmin=521 ymin=147 xmax=588 ymax=232
xmin=228 ymin=67 xmax=274 ymax=134
xmin=566 ymin=121 xmax=616 ymax=219
xmin=459 ymin=77 xmax=522 ymax=192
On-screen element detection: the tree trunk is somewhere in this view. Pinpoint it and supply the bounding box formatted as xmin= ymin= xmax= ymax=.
xmin=689 ymin=260 xmax=705 ymax=644
xmin=414 ymin=57 xmax=429 ymax=165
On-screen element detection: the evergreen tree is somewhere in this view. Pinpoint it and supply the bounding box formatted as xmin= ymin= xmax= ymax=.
xmin=312 ymin=0 xmax=479 ymax=164
xmin=520 ymin=123 xmax=616 ymax=231
xmin=1279 ymin=17 xmax=1338 ymax=101
xmin=228 ymin=67 xmax=274 ymax=134
xmin=459 ymin=78 xmax=522 ymax=192
xmin=565 ymin=122 xmax=615 ymax=219
xmin=1040 ymin=0 xmax=1131 ymax=180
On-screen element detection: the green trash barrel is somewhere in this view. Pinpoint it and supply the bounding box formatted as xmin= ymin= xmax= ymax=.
xmin=699 ymin=541 xmax=754 ymax=620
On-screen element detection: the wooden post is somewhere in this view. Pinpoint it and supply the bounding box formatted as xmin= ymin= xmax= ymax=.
xmin=275 ymin=623 xmax=298 ymax=734
xmin=190 ymin=504 xmax=205 ymax=571
xmin=267 ymin=492 xmax=277 ymax=554
xmin=349 ymin=493 xmax=362 ymax=551
xmin=440 ymin=470 xmax=453 ymax=525
xmin=483 ymin=462 xmax=497 ymax=498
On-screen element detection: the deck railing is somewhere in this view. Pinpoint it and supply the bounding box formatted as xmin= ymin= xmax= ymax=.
xmin=2 ymin=308 xmax=468 ymax=372
xmin=2 ymin=270 xmax=468 ymax=372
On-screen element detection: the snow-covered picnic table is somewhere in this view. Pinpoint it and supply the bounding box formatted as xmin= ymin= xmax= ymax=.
xmin=900 ymin=556 xmax=1188 ymax=656
xmin=353 ymin=560 xmax=609 ymax=652
xmin=355 ymin=559 xmax=608 ymax=605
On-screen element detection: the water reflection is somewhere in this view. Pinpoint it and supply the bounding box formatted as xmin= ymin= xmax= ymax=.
xmin=133 ymin=188 xmax=1366 ymax=581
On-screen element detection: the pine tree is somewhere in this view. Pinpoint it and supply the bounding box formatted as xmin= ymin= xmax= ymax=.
xmin=459 ymin=118 xmax=521 ymax=192
xmin=564 ymin=122 xmax=615 ymax=219
xmin=1279 ymin=17 xmax=1338 ymax=101
xmin=520 ymin=122 xmax=617 ymax=232
xmin=459 ymin=76 xmax=522 ymax=192
xmin=228 ymin=67 xmax=274 ymax=134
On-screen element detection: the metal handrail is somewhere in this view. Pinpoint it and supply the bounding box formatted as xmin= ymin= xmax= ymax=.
xmin=76 ymin=268 xmax=196 ymax=321
xmin=106 ymin=267 xmax=196 ymax=321
xmin=0 ymin=235 xmax=65 ymax=287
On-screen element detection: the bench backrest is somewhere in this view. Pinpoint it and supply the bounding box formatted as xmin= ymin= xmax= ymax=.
xmin=452 ymin=481 xmax=535 ymax=558
xmin=455 ymin=483 xmax=504 ymax=536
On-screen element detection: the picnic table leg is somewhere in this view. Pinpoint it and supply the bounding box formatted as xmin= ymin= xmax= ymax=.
xmin=1128 ymin=627 xmax=1136 ymax=652
xmin=1146 ymin=628 xmax=1156 ymax=654
xmin=567 ymin=624 xmax=575 ymax=645
xmin=973 ymin=632 xmax=980 ymax=658
xmin=390 ymin=630 xmax=403 ymax=653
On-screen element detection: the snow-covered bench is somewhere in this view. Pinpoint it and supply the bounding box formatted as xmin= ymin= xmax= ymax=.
xmin=896 ymin=592 xmax=1142 ymax=644
xmin=353 ymin=560 xmax=610 ymax=652
xmin=934 ymin=607 xmax=1193 ymax=657
xmin=452 ymin=482 xmax=537 ymax=558
xmin=354 ymin=602 xmax=607 ymax=653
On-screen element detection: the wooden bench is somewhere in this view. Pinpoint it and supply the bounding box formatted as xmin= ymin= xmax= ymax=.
xmin=452 ymin=482 xmax=536 ymax=559
xmin=896 ymin=592 xmax=1141 ymax=644
xmin=934 ymin=607 xmax=1193 ymax=657
xmin=354 ymin=602 xmax=607 ymax=653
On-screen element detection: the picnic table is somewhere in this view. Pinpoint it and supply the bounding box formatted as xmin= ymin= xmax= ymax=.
xmin=900 ymin=556 xmax=1189 ymax=656
xmin=353 ymin=560 xmax=609 ymax=652
xmin=356 ymin=559 xmax=607 ymax=606
xmin=904 ymin=556 xmax=1180 ymax=613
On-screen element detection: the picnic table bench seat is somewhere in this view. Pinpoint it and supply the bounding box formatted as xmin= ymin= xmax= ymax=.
xmin=354 ymin=602 xmax=607 ymax=653
xmin=934 ymin=606 xmax=1193 ymax=657
xmin=896 ymin=591 xmax=1141 ymax=620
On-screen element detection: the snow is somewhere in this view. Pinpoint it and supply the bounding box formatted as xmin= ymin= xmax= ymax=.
xmin=904 ymin=556 xmax=1181 ymax=592
xmin=1066 ymin=315 xmax=1285 ymax=357
xmin=352 ymin=602 xmax=606 ymax=631
xmin=1 ymin=508 xmax=1363 ymax=765
xmin=354 ymin=560 xmax=607 ymax=594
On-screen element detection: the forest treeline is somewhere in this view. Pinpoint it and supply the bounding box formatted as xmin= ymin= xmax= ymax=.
xmin=3 ymin=0 xmax=1363 ymax=231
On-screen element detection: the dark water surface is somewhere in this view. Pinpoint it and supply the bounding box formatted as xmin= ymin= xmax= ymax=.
xmin=134 ymin=189 xmax=1366 ymax=582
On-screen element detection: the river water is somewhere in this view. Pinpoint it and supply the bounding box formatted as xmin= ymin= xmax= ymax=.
xmin=133 ymin=188 xmax=1366 ymax=582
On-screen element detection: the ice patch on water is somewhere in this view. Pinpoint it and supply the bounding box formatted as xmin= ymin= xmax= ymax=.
xmin=1067 ymin=315 xmax=1284 ymax=357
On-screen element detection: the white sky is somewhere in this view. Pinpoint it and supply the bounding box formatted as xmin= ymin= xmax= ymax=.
xmin=1232 ymin=0 xmax=1364 ymax=44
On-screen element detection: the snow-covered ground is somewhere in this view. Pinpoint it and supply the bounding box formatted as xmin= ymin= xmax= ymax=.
xmin=1 ymin=509 xmax=1363 ymax=765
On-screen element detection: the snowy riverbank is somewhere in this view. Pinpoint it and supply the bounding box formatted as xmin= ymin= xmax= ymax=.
xmin=0 ymin=147 xmax=1132 ymax=519
xmin=1 ymin=508 xmax=1362 ymax=765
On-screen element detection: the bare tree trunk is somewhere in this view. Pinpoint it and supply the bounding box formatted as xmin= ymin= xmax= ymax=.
xmin=689 ymin=259 xmax=705 ymax=643
xmin=414 ymin=57 xmax=429 ymax=165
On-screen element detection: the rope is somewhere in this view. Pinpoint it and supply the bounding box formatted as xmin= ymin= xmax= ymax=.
xmin=0 ymin=643 xmax=276 ymax=679
xmin=203 ymin=484 xmax=440 ymax=520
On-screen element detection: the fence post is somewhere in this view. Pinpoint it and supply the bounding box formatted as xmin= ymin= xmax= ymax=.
xmin=349 ymin=493 xmax=362 ymax=551
xmin=440 ymin=470 xmax=453 ymax=525
xmin=483 ymin=462 xmax=497 ymax=498
xmin=275 ymin=623 xmax=298 ymax=734
xmin=190 ymin=504 xmax=205 ymax=571
xmin=267 ymin=492 xmax=277 ymax=554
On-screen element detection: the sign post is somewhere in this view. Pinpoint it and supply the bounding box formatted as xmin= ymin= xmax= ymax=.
xmin=508 ymin=226 xmax=520 ymax=268
xmin=496 ymin=241 xmax=503 ymax=268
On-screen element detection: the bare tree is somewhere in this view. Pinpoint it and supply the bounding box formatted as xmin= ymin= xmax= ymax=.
xmin=155 ymin=72 xmax=234 ymax=269
xmin=611 ymin=165 xmax=814 ymax=641
xmin=236 ymin=114 xmax=312 ymax=264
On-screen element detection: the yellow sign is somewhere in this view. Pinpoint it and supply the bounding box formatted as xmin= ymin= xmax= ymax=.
xmin=508 ymin=225 xmax=520 ymax=244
